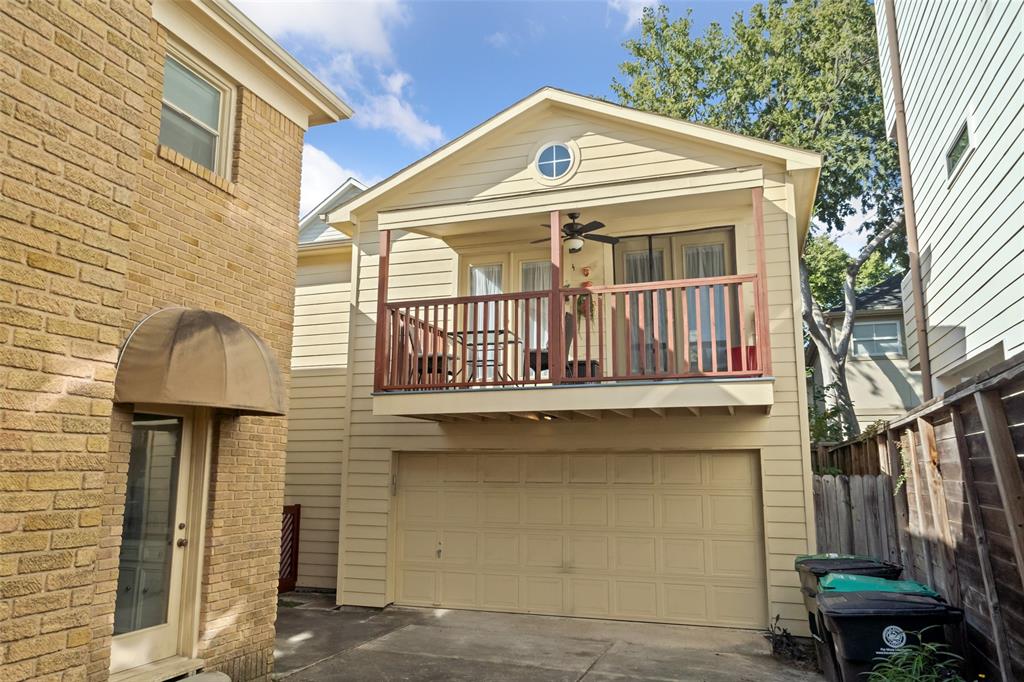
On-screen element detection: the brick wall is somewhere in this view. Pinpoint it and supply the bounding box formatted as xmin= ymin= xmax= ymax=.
xmin=2 ymin=2 xmax=305 ymax=680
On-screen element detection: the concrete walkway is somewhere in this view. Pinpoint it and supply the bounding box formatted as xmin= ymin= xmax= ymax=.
xmin=274 ymin=595 xmax=820 ymax=681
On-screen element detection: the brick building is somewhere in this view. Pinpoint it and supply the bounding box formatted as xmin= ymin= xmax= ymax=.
xmin=1 ymin=1 xmax=350 ymax=680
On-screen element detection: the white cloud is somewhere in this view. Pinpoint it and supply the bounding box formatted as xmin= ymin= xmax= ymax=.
xmin=607 ymin=0 xmax=654 ymax=29
xmin=299 ymin=144 xmax=367 ymax=218
xmin=237 ymin=0 xmax=406 ymax=58
xmin=356 ymin=74 xmax=444 ymax=148
xmin=240 ymin=0 xmax=443 ymax=152
xmin=485 ymin=31 xmax=511 ymax=49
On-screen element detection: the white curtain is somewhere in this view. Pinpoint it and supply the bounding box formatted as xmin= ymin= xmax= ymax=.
xmin=520 ymin=260 xmax=550 ymax=349
xmin=469 ymin=264 xmax=502 ymax=380
xmin=625 ymin=251 xmax=668 ymax=372
xmin=684 ymin=244 xmax=727 ymax=368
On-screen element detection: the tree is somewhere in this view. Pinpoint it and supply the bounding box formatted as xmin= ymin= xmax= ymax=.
xmin=612 ymin=0 xmax=904 ymax=436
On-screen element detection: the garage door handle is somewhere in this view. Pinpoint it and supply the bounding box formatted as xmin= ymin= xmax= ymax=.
xmin=436 ymin=543 xmax=442 ymax=559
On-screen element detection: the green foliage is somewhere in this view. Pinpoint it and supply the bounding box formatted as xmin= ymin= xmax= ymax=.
xmin=612 ymin=0 xmax=904 ymax=258
xmin=803 ymin=232 xmax=897 ymax=310
xmin=892 ymin=439 xmax=911 ymax=495
xmin=808 ymin=378 xmax=846 ymax=442
xmin=867 ymin=629 xmax=964 ymax=681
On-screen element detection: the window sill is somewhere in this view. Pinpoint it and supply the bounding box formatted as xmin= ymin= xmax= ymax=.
xmin=157 ymin=144 xmax=235 ymax=195
xmin=111 ymin=656 xmax=205 ymax=682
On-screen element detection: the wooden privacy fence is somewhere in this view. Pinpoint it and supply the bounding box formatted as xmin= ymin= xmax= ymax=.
xmin=813 ymin=435 xmax=884 ymax=475
xmin=279 ymin=504 xmax=301 ymax=593
xmin=812 ymin=354 xmax=1024 ymax=681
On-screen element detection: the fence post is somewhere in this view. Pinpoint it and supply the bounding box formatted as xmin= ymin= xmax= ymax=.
xmin=904 ymin=427 xmax=936 ymax=585
xmin=975 ymin=390 xmax=1024 ymax=593
xmin=885 ymin=429 xmax=913 ymax=572
xmin=918 ymin=417 xmax=961 ymax=606
xmin=951 ymin=407 xmax=1012 ymax=681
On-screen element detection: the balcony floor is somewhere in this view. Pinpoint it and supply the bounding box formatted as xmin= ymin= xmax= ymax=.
xmin=372 ymin=376 xmax=774 ymax=421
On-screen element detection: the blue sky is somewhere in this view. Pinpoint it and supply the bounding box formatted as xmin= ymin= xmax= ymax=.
xmin=238 ymin=1 xmax=748 ymax=213
xmin=238 ymin=0 xmax=868 ymax=252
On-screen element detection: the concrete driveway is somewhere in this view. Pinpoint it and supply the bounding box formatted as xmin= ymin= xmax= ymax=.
xmin=273 ymin=595 xmax=820 ymax=681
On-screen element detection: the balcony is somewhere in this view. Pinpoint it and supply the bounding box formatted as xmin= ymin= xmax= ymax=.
xmin=373 ymin=274 xmax=774 ymax=420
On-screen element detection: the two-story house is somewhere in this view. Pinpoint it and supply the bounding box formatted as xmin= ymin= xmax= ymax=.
xmin=0 ymin=1 xmax=348 ymax=680
xmin=304 ymin=88 xmax=820 ymax=636
xmin=875 ymin=0 xmax=1024 ymax=395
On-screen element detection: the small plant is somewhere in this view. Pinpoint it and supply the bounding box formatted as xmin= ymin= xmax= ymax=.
xmin=893 ymin=439 xmax=912 ymax=495
xmin=764 ymin=614 xmax=816 ymax=670
xmin=817 ymin=465 xmax=844 ymax=476
xmin=808 ymin=379 xmax=847 ymax=442
xmin=867 ymin=628 xmax=964 ymax=681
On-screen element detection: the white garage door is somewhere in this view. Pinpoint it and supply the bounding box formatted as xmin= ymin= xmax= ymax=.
xmin=394 ymin=451 xmax=767 ymax=628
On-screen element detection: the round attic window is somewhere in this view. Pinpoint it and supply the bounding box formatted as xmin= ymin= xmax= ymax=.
xmin=536 ymin=143 xmax=573 ymax=179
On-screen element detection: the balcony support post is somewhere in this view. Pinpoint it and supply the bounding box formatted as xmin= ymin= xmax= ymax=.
xmin=374 ymin=229 xmax=392 ymax=392
xmin=549 ymin=210 xmax=563 ymax=385
xmin=752 ymin=186 xmax=772 ymax=375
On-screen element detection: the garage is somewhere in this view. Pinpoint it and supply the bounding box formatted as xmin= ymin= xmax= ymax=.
xmin=393 ymin=451 xmax=767 ymax=628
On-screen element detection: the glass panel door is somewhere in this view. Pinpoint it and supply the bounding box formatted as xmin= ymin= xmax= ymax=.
xmin=469 ymin=263 xmax=503 ymax=380
xmin=624 ymin=249 xmax=669 ymax=373
xmin=110 ymin=413 xmax=191 ymax=673
xmin=684 ymin=243 xmax=727 ymax=370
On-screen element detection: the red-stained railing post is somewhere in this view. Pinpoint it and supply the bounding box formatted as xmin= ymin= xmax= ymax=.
xmin=374 ymin=230 xmax=392 ymax=392
xmin=549 ymin=210 xmax=563 ymax=385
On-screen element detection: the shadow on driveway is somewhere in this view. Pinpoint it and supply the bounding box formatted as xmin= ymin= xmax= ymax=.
xmin=274 ymin=598 xmax=821 ymax=681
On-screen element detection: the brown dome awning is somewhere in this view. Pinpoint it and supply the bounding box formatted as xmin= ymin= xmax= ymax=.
xmin=114 ymin=308 xmax=286 ymax=416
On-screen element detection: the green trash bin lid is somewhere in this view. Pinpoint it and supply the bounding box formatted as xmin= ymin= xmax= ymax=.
xmin=818 ymin=573 xmax=939 ymax=597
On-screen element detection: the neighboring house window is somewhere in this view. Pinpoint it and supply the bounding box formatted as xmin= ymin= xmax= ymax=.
xmin=159 ymin=55 xmax=232 ymax=175
xmin=944 ymin=120 xmax=972 ymax=179
xmin=852 ymin=321 xmax=904 ymax=358
xmin=536 ymin=143 xmax=572 ymax=179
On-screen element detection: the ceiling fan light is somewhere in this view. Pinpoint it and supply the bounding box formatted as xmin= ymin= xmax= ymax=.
xmin=565 ymin=236 xmax=585 ymax=253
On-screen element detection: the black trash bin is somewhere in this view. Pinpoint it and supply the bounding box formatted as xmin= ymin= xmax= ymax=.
xmin=794 ymin=554 xmax=902 ymax=679
xmin=817 ymin=578 xmax=963 ymax=681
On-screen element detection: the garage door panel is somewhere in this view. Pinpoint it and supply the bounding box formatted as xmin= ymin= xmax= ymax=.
xmin=616 ymin=580 xmax=658 ymax=618
xmin=395 ymin=451 xmax=765 ymax=629
xmin=569 ymin=454 xmax=608 ymax=483
xmin=524 ymin=492 xmax=563 ymax=525
xmin=481 ymin=533 xmax=520 ymax=567
xmin=570 ymin=578 xmax=610 ymax=616
xmin=614 ymin=493 xmax=655 ymax=527
xmin=525 ymin=576 xmax=564 ymax=612
xmin=614 ymin=536 xmax=656 ymax=572
xmin=441 ymin=491 xmax=478 ymax=524
xmin=613 ymin=454 xmax=654 ymax=483
xmin=483 ymin=492 xmax=519 ymax=523
xmin=661 ymin=494 xmax=704 ymax=530
xmin=481 ymin=454 xmax=519 ymax=482
xmin=524 ymin=534 xmax=564 ymax=568
xmin=441 ymin=571 xmax=478 ymax=607
xmin=525 ymin=455 xmax=563 ymax=482
xmin=569 ymin=494 xmax=608 ymax=525
xmin=662 ymin=537 xmax=705 ymax=575
xmin=569 ymin=536 xmax=608 ymax=570
xmin=660 ymin=453 xmax=702 ymax=484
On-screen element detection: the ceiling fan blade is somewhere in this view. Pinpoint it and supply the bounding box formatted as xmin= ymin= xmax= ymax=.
xmin=577 ymin=221 xmax=605 ymax=234
xmin=583 ymin=233 xmax=619 ymax=245
xmin=529 ymin=237 xmax=551 ymax=244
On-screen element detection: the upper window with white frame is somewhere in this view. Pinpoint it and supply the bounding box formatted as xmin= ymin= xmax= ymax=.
xmin=944 ymin=120 xmax=973 ymax=179
xmin=159 ymin=54 xmax=233 ymax=175
xmin=851 ymin=320 xmax=904 ymax=358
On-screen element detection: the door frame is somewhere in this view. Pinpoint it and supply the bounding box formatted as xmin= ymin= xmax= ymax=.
xmin=110 ymin=405 xmax=213 ymax=674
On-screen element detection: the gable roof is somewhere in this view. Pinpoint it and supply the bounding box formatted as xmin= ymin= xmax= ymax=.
xmin=299 ymin=177 xmax=366 ymax=247
xmin=328 ymin=87 xmax=821 ymax=228
xmin=828 ymin=272 xmax=906 ymax=315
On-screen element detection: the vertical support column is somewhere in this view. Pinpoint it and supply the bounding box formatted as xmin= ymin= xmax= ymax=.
xmin=373 ymin=230 xmax=392 ymax=393
xmin=751 ymin=186 xmax=772 ymax=374
xmin=549 ymin=210 xmax=563 ymax=385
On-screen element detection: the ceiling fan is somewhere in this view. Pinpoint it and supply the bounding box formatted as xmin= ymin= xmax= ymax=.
xmin=531 ymin=212 xmax=619 ymax=253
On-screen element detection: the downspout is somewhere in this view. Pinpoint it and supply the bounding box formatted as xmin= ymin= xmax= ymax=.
xmin=883 ymin=0 xmax=932 ymax=400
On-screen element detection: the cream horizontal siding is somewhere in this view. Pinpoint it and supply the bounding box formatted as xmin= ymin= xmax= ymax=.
xmin=339 ymin=158 xmax=813 ymax=634
xmin=877 ymin=0 xmax=1024 ymax=384
xmin=285 ymin=250 xmax=351 ymax=589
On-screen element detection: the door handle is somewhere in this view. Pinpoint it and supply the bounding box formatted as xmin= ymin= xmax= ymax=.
xmin=176 ymin=538 xmax=188 ymax=548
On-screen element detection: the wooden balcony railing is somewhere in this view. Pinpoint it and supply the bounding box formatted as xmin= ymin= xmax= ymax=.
xmin=376 ymin=274 xmax=768 ymax=392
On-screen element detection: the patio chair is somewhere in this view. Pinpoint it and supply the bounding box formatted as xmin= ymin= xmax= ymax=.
xmin=398 ymin=315 xmax=455 ymax=386
xmin=524 ymin=312 xmax=576 ymax=379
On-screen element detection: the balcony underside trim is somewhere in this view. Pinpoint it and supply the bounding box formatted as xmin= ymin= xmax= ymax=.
xmin=372 ymin=376 xmax=774 ymax=419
